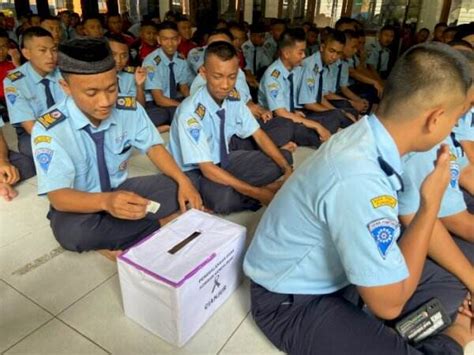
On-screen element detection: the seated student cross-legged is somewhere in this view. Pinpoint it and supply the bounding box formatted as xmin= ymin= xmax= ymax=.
xmin=244 ymin=42 xmax=474 ymax=354
xmin=169 ymin=41 xmax=293 ymax=215
xmin=0 ymin=116 xmax=35 ymax=201
xmin=31 ymin=38 xmax=202 ymax=253
xmin=259 ymin=28 xmax=343 ymax=149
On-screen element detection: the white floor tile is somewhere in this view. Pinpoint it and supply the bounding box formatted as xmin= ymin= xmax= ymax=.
xmin=59 ymin=276 xmax=250 ymax=355
xmin=4 ymin=319 xmax=109 ymax=354
xmin=0 ymin=183 xmax=50 ymax=247
xmin=0 ymin=280 xmax=52 ymax=352
xmin=219 ymin=314 xmax=282 ymax=355
xmin=1 ymin=225 xmax=117 ymax=314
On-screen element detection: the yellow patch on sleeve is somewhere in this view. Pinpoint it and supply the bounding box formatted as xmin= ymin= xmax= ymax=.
xmin=34 ymin=135 xmax=52 ymax=145
xmin=370 ymin=195 xmax=398 ymax=209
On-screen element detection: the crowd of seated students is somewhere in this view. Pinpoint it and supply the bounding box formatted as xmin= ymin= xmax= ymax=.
xmin=0 ymin=10 xmax=473 ymax=352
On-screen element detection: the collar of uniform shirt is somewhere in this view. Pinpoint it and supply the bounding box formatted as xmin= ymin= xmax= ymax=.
xmin=26 ymin=61 xmax=60 ymax=84
xmin=313 ymin=51 xmax=324 ymax=73
xmin=367 ymin=113 xmax=403 ymax=175
xmin=275 ymin=58 xmax=291 ymax=78
xmin=158 ymin=47 xmax=178 ymax=65
xmin=67 ymin=96 xmax=118 ymax=131
xmin=201 ymin=86 xmax=230 ymax=113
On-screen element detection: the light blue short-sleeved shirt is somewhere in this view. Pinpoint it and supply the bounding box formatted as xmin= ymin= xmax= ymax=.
xmin=242 ymin=40 xmax=272 ymax=75
xmin=365 ymin=41 xmax=390 ymax=73
xmin=348 ymin=55 xmax=361 ymax=85
xmin=244 ymin=114 xmax=411 ymax=295
xmin=168 ymin=86 xmax=259 ymax=172
xmin=4 ymin=62 xmax=65 ymax=125
xmin=258 ymin=58 xmax=303 ymax=111
xmin=189 ymin=68 xmax=251 ymax=103
xmin=453 ymin=108 xmax=474 ymax=142
xmin=0 ymin=116 xmax=4 ymax=127
xmin=117 ymin=69 xmax=137 ymax=97
xmin=31 ymin=96 xmax=163 ymax=195
xmin=143 ymin=48 xmax=192 ymax=101
xmin=298 ymin=52 xmax=331 ymax=105
xmin=187 ymin=46 xmax=206 ymax=76
xmin=398 ymin=135 xmax=466 ymax=218
xmin=330 ymin=59 xmax=349 ymax=92
xmin=263 ymin=36 xmax=277 ymax=61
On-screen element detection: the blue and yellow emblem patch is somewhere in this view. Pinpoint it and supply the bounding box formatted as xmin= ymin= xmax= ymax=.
xmin=116 ymin=96 xmax=136 ymax=110
xmin=37 ymin=109 xmax=66 ymax=130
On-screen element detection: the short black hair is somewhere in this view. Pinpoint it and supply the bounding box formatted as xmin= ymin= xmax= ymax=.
xmin=204 ymin=40 xmax=237 ymax=63
xmin=250 ymin=23 xmax=266 ymax=34
xmin=307 ymin=26 xmax=319 ymax=35
xmin=335 ymin=17 xmax=355 ymax=30
xmin=418 ymin=28 xmax=430 ymax=34
xmin=40 ymin=15 xmax=60 ymax=23
xmin=140 ymin=21 xmax=158 ymax=30
xmin=271 ymin=19 xmax=287 ymax=27
xmin=379 ymin=42 xmax=472 ymax=117
xmin=228 ymin=23 xmax=245 ymax=33
xmin=82 ymin=16 xmax=102 ymax=26
xmin=0 ymin=29 xmax=9 ymax=41
xmin=278 ymin=28 xmax=306 ymax=50
xmin=176 ymin=15 xmax=191 ymax=24
xmin=21 ymin=26 xmax=53 ymax=48
xmin=454 ymin=23 xmax=474 ymax=41
xmin=444 ymin=26 xmax=458 ymax=34
xmin=208 ymin=28 xmax=234 ymax=42
xmin=105 ymin=33 xmax=128 ymax=45
xmin=323 ymin=29 xmax=346 ymax=45
xmin=435 ymin=22 xmax=447 ymax=30
xmin=343 ymin=29 xmax=360 ymax=41
xmin=448 ymin=39 xmax=473 ymax=50
xmin=380 ymin=24 xmax=396 ymax=34
xmin=159 ymin=20 xmax=178 ymax=33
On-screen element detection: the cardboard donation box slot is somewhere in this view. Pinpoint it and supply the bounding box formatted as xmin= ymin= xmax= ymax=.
xmin=117 ymin=209 xmax=246 ymax=347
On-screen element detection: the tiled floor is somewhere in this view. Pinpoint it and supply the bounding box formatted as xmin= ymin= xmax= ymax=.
xmin=1 ymin=123 xmax=473 ymax=355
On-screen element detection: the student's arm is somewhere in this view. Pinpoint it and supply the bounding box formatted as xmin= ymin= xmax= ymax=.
xmin=440 ymin=211 xmax=474 ymax=242
xmin=198 ymin=161 xmax=275 ymax=206
xmin=274 ymin=107 xmax=331 ymax=141
xmin=179 ymin=83 xmax=190 ymax=97
xmin=460 ymin=140 xmax=474 ymax=164
xmin=134 ymin=67 xmax=147 ymax=106
xmin=0 ymin=129 xmax=19 ymax=184
xmin=48 ymin=188 xmax=150 ymax=220
xmin=400 ymin=214 xmax=474 ymax=293
xmin=146 ymin=144 xmax=202 ymax=211
xmin=151 ymin=89 xmax=181 ymax=107
xmin=357 ymin=147 xmax=451 ymax=320
xmin=20 ymin=120 xmax=35 ymax=134
xmin=252 ymin=128 xmax=292 ymax=179
xmin=349 ymin=67 xmax=384 ymax=96
xmin=459 ymin=164 xmax=474 ymax=195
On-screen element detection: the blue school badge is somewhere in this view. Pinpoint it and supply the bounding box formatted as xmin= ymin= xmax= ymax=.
xmin=450 ymin=160 xmax=460 ymax=188
xmin=367 ymin=218 xmax=399 ymax=259
xmin=5 ymin=87 xmax=17 ymax=105
xmin=35 ymin=148 xmax=54 ymax=173
xmin=146 ymin=66 xmax=155 ymax=81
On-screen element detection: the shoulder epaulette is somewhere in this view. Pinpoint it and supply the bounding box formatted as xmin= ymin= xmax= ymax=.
xmin=271 ymin=69 xmax=280 ymax=79
xmin=227 ymin=88 xmax=240 ymax=101
xmin=123 ymin=66 xmax=136 ymax=74
xmin=116 ymin=96 xmax=137 ymax=110
xmin=7 ymin=71 xmax=24 ymax=82
xmin=194 ymin=103 xmax=206 ymax=119
xmin=154 ymin=55 xmax=161 ymax=65
xmin=37 ymin=109 xmax=66 ymax=130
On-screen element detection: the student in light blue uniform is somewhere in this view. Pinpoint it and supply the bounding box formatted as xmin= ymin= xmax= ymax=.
xmin=244 ymin=43 xmax=474 ymax=355
xmin=399 ymin=134 xmax=474 ymax=244
xmin=143 ymin=21 xmax=192 ymax=130
xmin=31 ymin=38 xmax=202 ymax=252
xmin=366 ymin=24 xmax=395 ymax=79
xmin=263 ymin=19 xmax=286 ymax=60
xmin=4 ymin=27 xmax=65 ymax=158
xmin=259 ymin=29 xmax=341 ymax=149
xmin=242 ymin=23 xmax=272 ymax=80
xmin=187 ymin=46 xmax=205 ymax=77
xmin=106 ymin=34 xmax=146 ymax=106
xmin=0 ymin=116 xmax=35 ymax=201
xmin=169 ymin=41 xmax=292 ymax=214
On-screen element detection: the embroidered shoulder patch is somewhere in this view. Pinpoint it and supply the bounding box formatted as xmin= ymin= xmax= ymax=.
xmin=35 ymin=148 xmax=54 ymax=173
xmin=123 ymin=66 xmax=136 ymax=73
xmin=37 ymin=109 xmax=66 ymax=130
xmin=370 ymin=195 xmax=397 ymax=209
xmin=116 ymin=96 xmax=137 ymax=110
xmin=271 ymin=69 xmax=280 ymax=79
xmin=7 ymin=71 xmax=24 ymax=82
xmin=367 ymin=218 xmax=399 ymax=259
xmin=227 ymin=88 xmax=240 ymax=101
xmin=154 ymin=55 xmax=161 ymax=65
xmin=195 ymin=103 xmax=206 ymax=119
xmin=186 ymin=117 xmax=200 ymax=142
